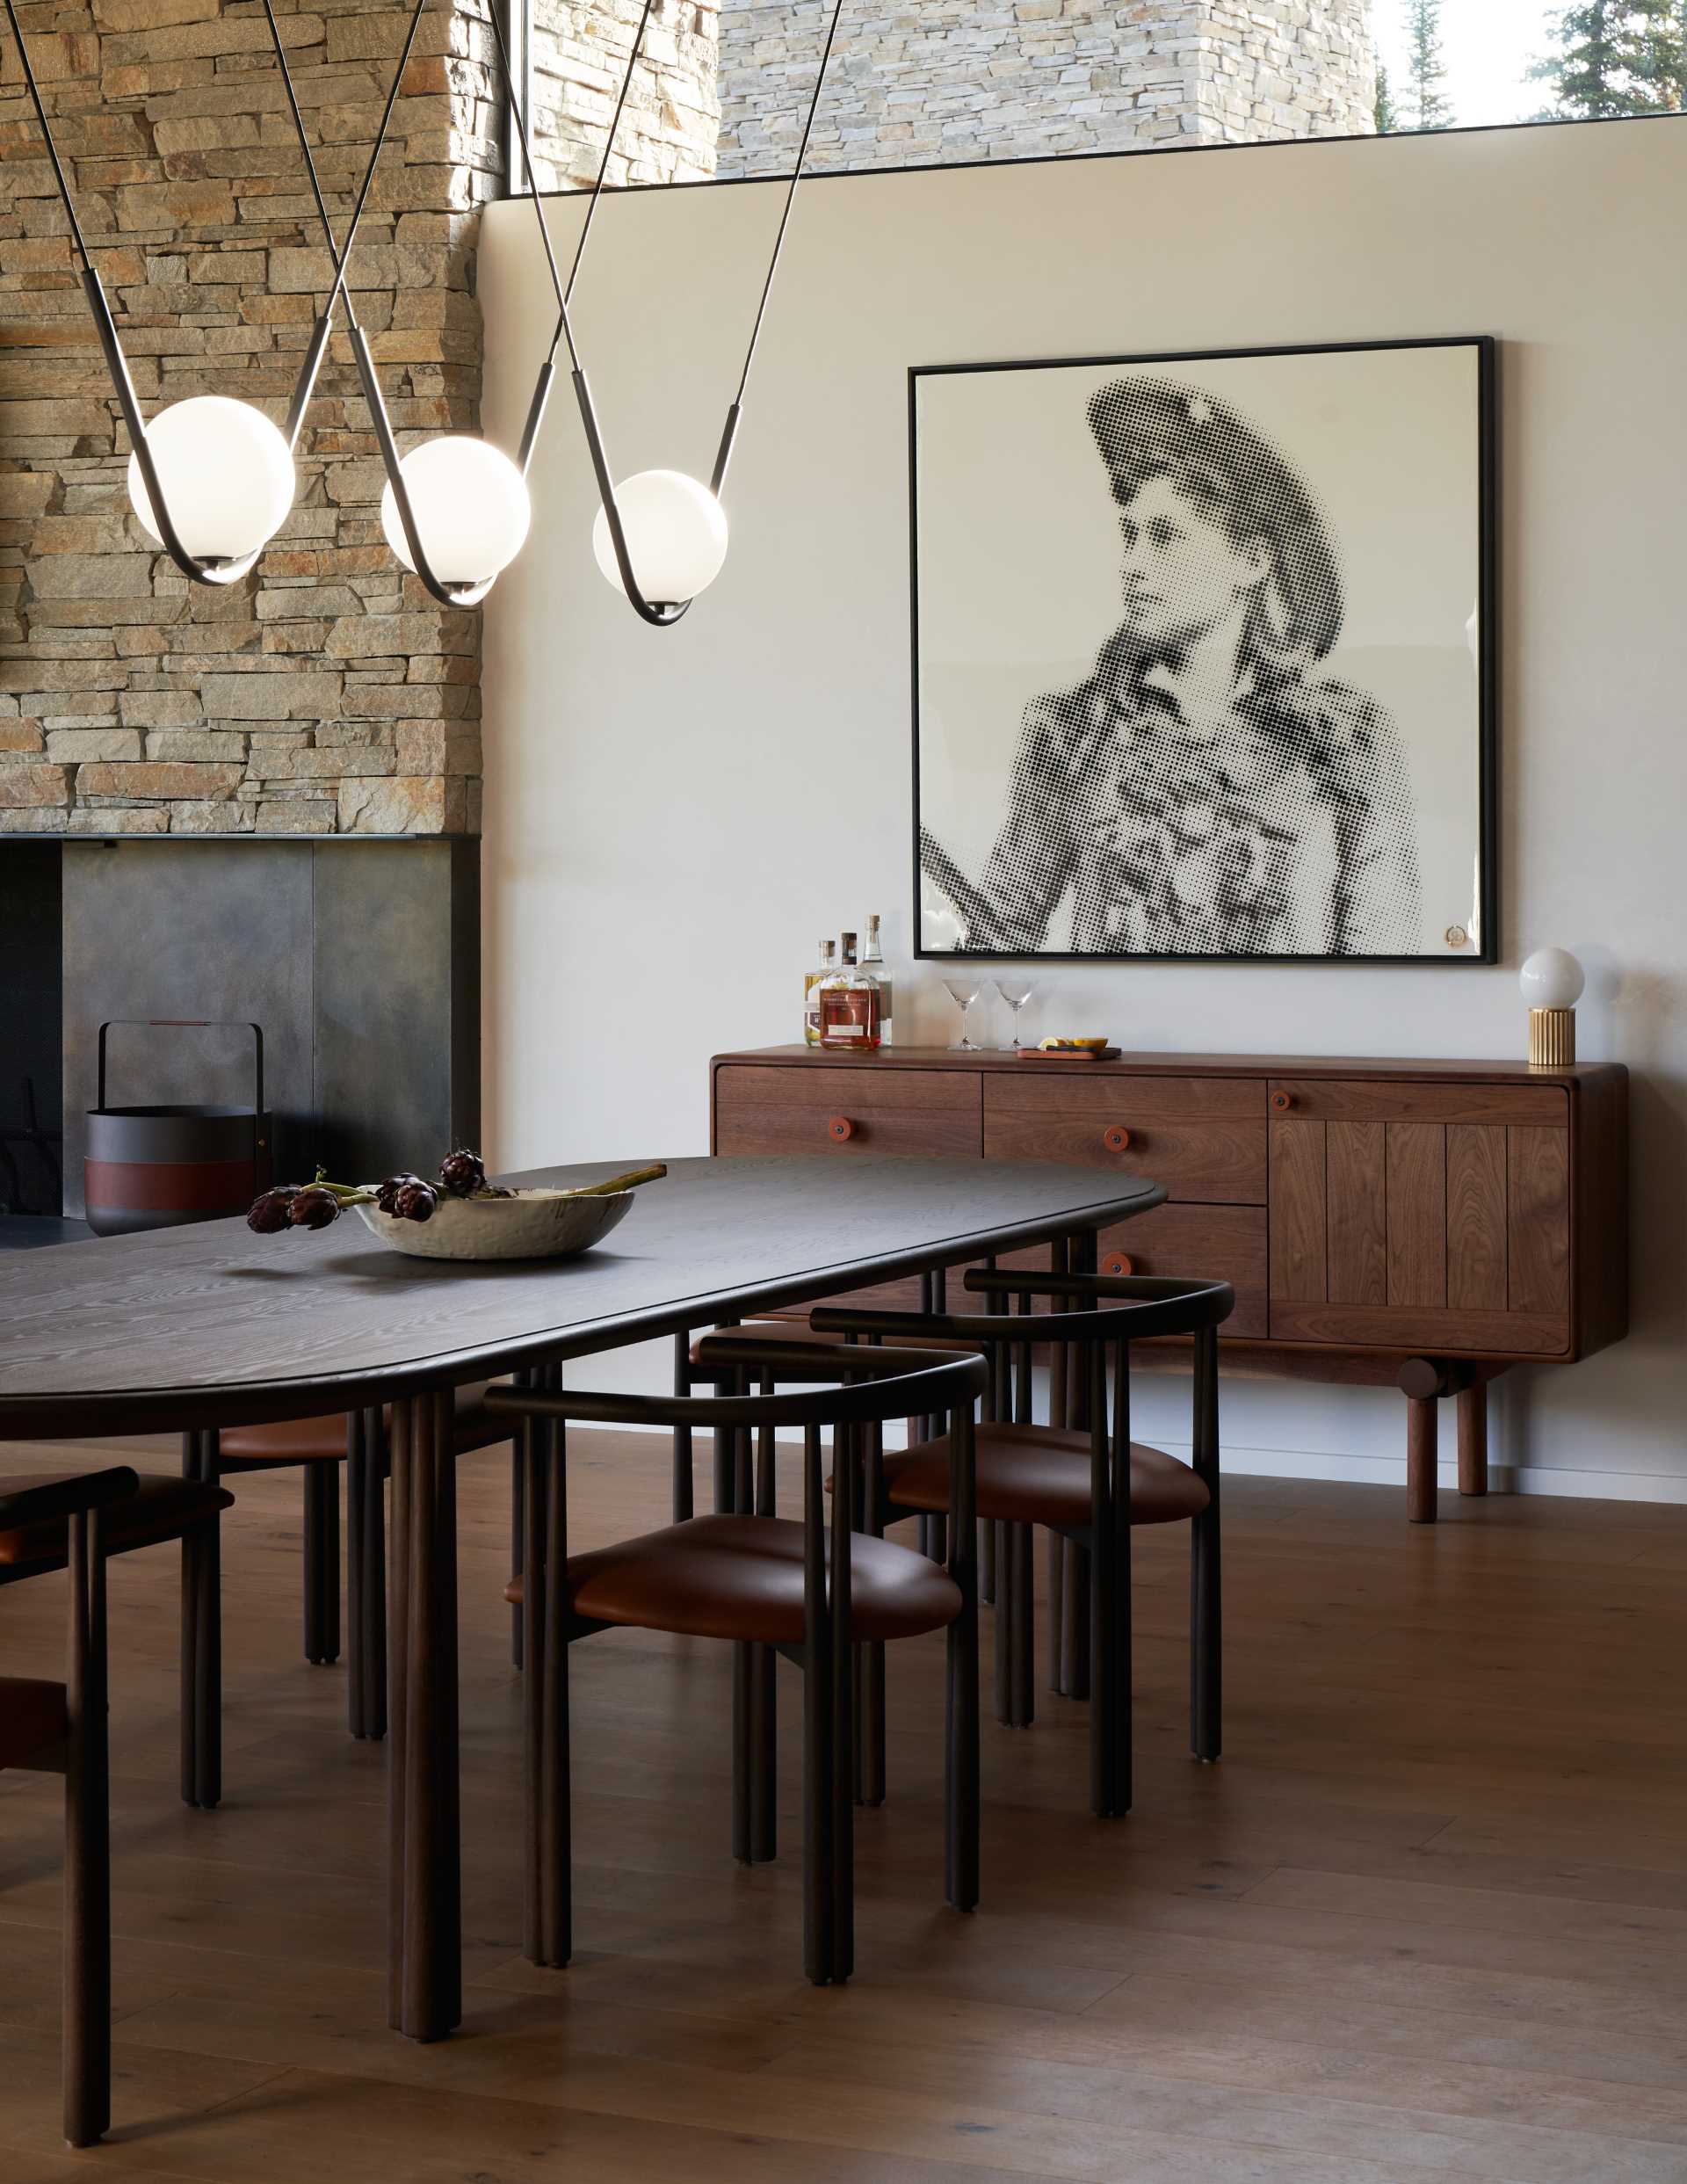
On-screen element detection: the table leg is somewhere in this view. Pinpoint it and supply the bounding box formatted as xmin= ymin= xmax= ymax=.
xmin=387 ymin=1388 xmax=460 ymax=2042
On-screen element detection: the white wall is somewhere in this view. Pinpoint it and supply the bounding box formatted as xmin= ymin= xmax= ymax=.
xmin=480 ymin=120 xmax=1687 ymax=1497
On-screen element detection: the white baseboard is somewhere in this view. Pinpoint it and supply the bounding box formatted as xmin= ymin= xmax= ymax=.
xmin=1165 ymin=1439 xmax=1687 ymax=1504
xmin=590 ymin=1418 xmax=1687 ymax=1505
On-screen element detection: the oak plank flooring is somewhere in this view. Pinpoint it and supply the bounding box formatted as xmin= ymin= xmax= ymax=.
xmin=2 ymin=1433 xmax=1683 ymax=2182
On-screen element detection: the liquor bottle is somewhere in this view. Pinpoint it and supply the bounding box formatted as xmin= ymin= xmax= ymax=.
xmin=863 ymin=913 xmax=894 ymax=1046
xmin=818 ymin=931 xmax=881 ymax=1051
xmin=803 ymin=939 xmax=836 ymax=1048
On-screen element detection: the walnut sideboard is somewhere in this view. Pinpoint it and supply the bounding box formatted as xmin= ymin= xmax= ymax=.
xmin=709 ymin=1046 xmax=1629 ymax=1522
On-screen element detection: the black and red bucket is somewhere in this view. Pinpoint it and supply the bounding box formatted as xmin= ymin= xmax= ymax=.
xmin=85 ymin=1019 xmax=272 ymax=1237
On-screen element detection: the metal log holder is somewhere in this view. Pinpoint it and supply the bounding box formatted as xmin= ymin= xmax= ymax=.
xmin=0 ymin=0 xmax=395 ymax=588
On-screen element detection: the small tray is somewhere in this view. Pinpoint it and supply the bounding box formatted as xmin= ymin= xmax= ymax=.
xmin=1017 ymin=1045 xmax=1120 ymax=1063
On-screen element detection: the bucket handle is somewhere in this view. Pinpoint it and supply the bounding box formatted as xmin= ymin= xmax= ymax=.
xmin=96 ymin=1019 xmax=264 ymax=1118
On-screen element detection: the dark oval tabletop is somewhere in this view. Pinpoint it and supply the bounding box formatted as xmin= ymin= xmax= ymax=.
xmin=0 ymin=1156 xmax=1165 ymax=1438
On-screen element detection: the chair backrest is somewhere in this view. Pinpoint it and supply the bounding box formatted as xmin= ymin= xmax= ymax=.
xmin=812 ymin=1268 xmax=1232 ymax=1350
xmin=483 ymin=1346 xmax=988 ymax=1437
xmin=810 ymin=1266 xmax=1232 ymax=1454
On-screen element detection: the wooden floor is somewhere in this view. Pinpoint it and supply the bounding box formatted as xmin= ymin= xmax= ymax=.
xmin=2 ymin=1429 xmax=1684 ymax=2184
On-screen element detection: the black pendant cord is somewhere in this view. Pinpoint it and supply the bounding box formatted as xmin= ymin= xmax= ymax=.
xmin=273 ymin=0 xmax=571 ymax=606
xmin=508 ymin=0 xmax=685 ymax=625
xmin=552 ymin=0 xmax=847 ymax=626
xmin=257 ymin=0 xmax=424 ymax=451
xmin=257 ymin=0 xmax=500 ymax=608
xmin=0 ymin=0 xmax=387 ymax=588
xmin=717 ymin=0 xmax=848 ymax=480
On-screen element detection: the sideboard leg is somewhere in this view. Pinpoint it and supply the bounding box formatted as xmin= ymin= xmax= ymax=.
xmin=1405 ymin=1395 xmax=1438 ymax=1524
xmin=1458 ymin=1384 xmax=1488 ymax=1497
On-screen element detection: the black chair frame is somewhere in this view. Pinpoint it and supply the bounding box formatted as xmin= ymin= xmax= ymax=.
xmin=486 ymin=1347 xmax=985 ymax=1987
xmin=720 ymin=1266 xmax=1230 ymax=1819
xmin=197 ymin=1410 xmax=388 ymax=1740
xmin=1 ymin=1465 xmax=138 ymax=2146
xmin=3 ymin=1462 xmax=224 ymax=1811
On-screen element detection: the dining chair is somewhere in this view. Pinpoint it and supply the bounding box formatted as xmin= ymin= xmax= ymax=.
xmin=209 ymin=1382 xmax=515 ymax=1739
xmin=0 ymin=1465 xmax=140 ymax=2147
xmin=1 ymin=1459 xmax=232 ymax=1811
xmin=706 ymin=1266 xmax=1232 ymax=1818
xmin=486 ymin=1345 xmax=987 ymax=1986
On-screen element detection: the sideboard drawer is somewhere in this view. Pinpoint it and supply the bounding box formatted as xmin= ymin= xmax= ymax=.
xmin=1098 ymin=1204 xmax=1267 ymax=1337
xmin=713 ymin=1063 xmax=981 ymax=1158
xmin=983 ymin=1074 xmax=1265 ymax=1203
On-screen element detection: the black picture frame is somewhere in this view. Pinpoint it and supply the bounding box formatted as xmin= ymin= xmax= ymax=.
xmin=909 ymin=334 xmax=1498 ymax=965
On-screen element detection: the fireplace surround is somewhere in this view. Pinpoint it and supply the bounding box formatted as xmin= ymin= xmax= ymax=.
xmin=2 ymin=837 xmax=478 ymax=1224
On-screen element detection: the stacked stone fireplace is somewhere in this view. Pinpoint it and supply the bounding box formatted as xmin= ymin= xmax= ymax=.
xmin=0 ymin=0 xmax=503 ymax=842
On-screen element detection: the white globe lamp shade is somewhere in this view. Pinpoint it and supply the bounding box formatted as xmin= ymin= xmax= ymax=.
xmin=592 ymin=469 xmax=728 ymax=605
xmin=1519 ymin=947 xmax=1584 ymax=1011
xmin=127 ymin=395 xmax=295 ymax=562
xmin=380 ymin=436 xmax=532 ymax=587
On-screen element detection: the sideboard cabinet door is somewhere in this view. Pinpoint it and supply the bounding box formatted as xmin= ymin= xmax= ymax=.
xmin=1266 ymin=1079 xmax=1572 ymax=1356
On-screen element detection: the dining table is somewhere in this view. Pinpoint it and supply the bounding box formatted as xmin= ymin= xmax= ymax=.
xmin=0 ymin=1152 xmax=1165 ymax=2040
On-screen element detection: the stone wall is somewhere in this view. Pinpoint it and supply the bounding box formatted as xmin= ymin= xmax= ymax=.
xmin=0 ymin=0 xmax=503 ymax=838
xmin=716 ymin=0 xmax=1375 ymax=174
xmin=525 ymin=0 xmax=719 ymax=189
xmin=1 ymin=0 xmax=1373 ymax=838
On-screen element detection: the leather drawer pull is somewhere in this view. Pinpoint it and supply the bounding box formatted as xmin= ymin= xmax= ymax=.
xmin=828 ymin=1116 xmax=855 ymax=1142
xmin=1103 ymin=1125 xmax=1132 ymax=1152
xmin=1104 ymin=1253 xmax=1135 ymax=1278
xmin=1271 ymin=1091 xmax=1294 ymax=1112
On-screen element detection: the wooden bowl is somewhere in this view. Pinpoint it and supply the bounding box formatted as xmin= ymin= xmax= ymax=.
xmin=355 ymin=1187 xmax=635 ymax=1262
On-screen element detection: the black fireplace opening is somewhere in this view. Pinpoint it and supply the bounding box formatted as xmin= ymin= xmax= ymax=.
xmin=2 ymin=837 xmax=479 ymax=1248
xmin=0 ymin=842 xmax=65 ymax=1227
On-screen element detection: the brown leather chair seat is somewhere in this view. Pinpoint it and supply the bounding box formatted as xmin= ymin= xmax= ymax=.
xmin=881 ymin=1422 xmax=1209 ymax=1530
xmin=217 ymin=1380 xmax=510 ymax=1464
xmin=0 ymin=1676 xmax=69 ymax=1770
xmin=0 ymin=1473 xmax=234 ymax=1577
xmin=505 ymin=1513 xmax=961 ymax=1647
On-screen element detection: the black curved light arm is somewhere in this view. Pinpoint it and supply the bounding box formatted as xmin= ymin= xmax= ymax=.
xmin=547 ymin=0 xmax=847 ymax=627
xmin=482 ymin=0 xmax=688 ymax=624
xmin=314 ymin=0 xmax=583 ymax=608
xmin=0 ymin=0 xmax=380 ymax=586
xmin=259 ymin=0 xmax=502 ymax=610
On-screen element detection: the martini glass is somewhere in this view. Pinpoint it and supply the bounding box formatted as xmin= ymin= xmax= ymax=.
xmin=942 ymin=973 xmax=988 ymax=1051
xmin=996 ymin=976 xmax=1038 ymax=1048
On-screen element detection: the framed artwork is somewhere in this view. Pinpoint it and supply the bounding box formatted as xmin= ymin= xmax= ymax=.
xmin=910 ymin=337 xmax=1496 ymax=963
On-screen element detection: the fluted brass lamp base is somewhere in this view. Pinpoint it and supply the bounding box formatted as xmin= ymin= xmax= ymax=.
xmin=1528 ymin=1006 xmax=1575 ymax=1067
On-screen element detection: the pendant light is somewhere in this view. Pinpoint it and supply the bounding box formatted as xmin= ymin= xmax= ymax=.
xmin=0 ymin=0 xmax=371 ymax=584
xmin=268 ymin=0 xmax=563 ymax=608
xmin=532 ymin=0 xmax=848 ymax=626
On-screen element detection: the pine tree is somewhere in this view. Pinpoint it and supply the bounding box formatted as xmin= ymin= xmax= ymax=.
xmin=1373 ymin=57 xmax=1400 ymax=132
xmin=1637 ymin=0 xmax=1687 ymax=105
xmin=1531 ymin=2 xmax=1679 ymax=119
xmin=1402 ymin=0 xmax=1454 ymax=129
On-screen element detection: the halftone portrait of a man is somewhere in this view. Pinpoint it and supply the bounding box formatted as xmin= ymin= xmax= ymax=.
xmin=912 ymin=342 xmax=1493 ymax=961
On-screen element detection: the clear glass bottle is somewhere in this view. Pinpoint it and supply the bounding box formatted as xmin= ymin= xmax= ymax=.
xmin=863 ymin=913 xmax=894 ymax=1046
xmin=803 ymin=939 xmax=836 ymax=1048
xmin=818 ymin=931 xmax=881 ymax=1051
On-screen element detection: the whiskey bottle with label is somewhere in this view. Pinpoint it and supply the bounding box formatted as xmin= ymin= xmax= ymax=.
xmin=803 ymin=939 xmax=836 ymax=1048
xmin=863 ymin=913 xmax=894 ymax=1046
xmin=818 ymin=931 xmax=881 ymax=1051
